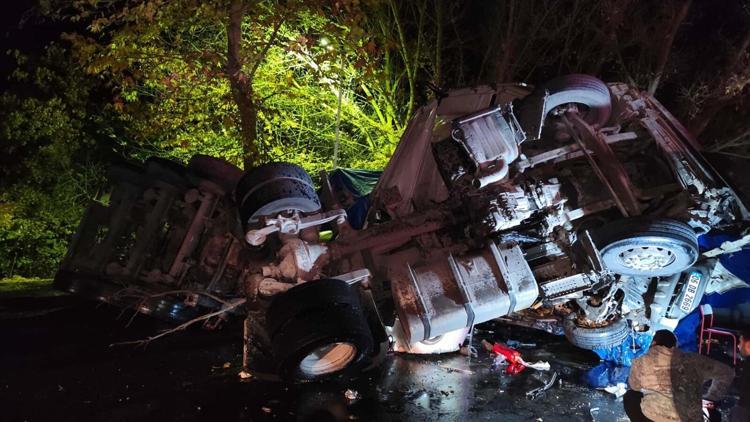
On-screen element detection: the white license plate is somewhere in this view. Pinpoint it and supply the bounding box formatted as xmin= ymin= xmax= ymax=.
xmin=679 ymin=272 xmax=702 ymax=313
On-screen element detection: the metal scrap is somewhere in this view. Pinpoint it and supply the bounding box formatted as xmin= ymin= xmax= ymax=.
xmin=703 ymin=233 xmax=750 ymax=257
xmin=505 ymin=339 xmax=537 ymax=349
xmin=526 ymin=371 xmax=559 ymax=400
xmin=438 ymin=364 xmax=474 ymax=375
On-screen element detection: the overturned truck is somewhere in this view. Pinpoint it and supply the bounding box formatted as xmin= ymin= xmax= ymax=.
xmin=56 ymin=75 xmax=749 ymax=381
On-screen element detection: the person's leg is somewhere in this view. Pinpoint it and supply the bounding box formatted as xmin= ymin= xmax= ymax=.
xmin=623 ymin=390 xmax=653 ymax=422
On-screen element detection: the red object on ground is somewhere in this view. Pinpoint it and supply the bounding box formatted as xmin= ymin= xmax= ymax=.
xmin=492 ymin=343 xmax=526 ymax=375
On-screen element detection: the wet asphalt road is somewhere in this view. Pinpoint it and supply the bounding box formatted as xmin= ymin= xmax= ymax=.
xmin=0 ymin=295 xmax=629 ymax=421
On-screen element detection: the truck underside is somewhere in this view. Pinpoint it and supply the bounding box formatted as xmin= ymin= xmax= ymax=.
xmin=55 ymin=75 xmax=750 ymax=381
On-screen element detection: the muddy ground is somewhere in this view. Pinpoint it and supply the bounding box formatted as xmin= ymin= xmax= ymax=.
xmin=0 ymin=294 xmax=629 ymax=421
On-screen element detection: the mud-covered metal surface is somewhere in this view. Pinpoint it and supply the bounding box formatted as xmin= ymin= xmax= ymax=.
xmin=1 ymin=296 xmax=629 ymax=421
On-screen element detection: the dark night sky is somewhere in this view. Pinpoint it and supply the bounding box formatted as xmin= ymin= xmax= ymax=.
xmin=0 ymin=1 xmax=62 ymax=91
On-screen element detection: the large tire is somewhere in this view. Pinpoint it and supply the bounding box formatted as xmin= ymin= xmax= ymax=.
xmin=235 ymin=162 xmax=321 ymax=225
xmin=592 ymin=217 xmax=699 ymax=277
xmin=519 ymin=74 xmax=612 ymax=137
xmin=540 ymin=74 xmax=612 ymax=126
xmin=236 ymin=162 xmax=314 ymax=197
xmin=187 ymin=155 xmax=243 ymax=193
xmin=266 ymin=279 xmax=374 ymax=381
xmin=564 ymin=315 xmax=630 ymax=350
xmin=238 ymin=179 xmax=321 ymax=224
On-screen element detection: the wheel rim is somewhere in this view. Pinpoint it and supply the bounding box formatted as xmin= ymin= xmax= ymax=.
xmin=617 ymin=246 xmax=676 ymax=271
xmin=599 ymin=235 xmax=697 ymax=277
xmin=299 ymin=342 xmax=357 ymax=376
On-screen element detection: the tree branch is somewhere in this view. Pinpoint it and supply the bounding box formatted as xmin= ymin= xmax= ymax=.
xmin=248 ymin=18 xmax=284 ymax=80
xmin=110 ymin=298 xmax=247 ymax=347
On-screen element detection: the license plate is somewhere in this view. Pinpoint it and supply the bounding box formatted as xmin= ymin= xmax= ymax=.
xmin=679 ymin=272 xmax=702 ymax=313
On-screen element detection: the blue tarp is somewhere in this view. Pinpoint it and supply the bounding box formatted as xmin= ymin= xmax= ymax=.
xmin=584 ymin=362 xmax=631 ymax=388
xmin=592 ymin=331 xmax=653 ymax=367
xmin=673 ymin=308 xmax=702 ymax=352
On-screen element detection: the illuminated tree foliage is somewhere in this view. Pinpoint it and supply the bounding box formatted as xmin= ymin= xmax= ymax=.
xmin=0 ymin=45 xmax=113 ymax=276
xmin=56 ymin=0 xmax=417 ymax=171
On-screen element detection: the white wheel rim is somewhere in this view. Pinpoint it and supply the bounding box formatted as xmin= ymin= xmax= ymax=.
xmin=299 ymin=342 xmax=357 ymax=376
xmin=618 ymin=246 xmax=676 ymax=271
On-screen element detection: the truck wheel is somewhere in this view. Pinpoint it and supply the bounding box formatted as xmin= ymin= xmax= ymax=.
xmin=235 ymin=162 xmax=321 ymax=225
xmin=519 ymin=74 xmax=612 ymax=138
xmin=592 ymin=217 xmax=699 ymax=277
xmin=187 ymin=155 xmax=243 ymax=193
xmin=563 ymin=315 xmax=630 ymax=350
xmin=266 ymin=279 xmax=374 ymax=381
xmin=539 ymin=74 xmax=612 ymax=126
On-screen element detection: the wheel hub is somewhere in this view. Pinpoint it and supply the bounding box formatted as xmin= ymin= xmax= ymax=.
xmin=299 ymin=342 xmax=357 ymax=376
xmin=618 ymin=246 xmax=675 ymax=271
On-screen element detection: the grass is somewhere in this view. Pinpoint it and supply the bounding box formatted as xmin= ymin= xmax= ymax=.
xmin=0 ymin=276 xmax=61 ymax=298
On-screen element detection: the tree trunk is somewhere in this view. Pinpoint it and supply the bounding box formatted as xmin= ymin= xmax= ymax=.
xmin=495 ymin=0 xmax=516 ymax=84
xmin=227 ymin=0 xmax=260 ymax=169
xmin=433 ymin=0 xmax=444 ymax=87
xmin=648 ymin=0 xmax=691 ymax=95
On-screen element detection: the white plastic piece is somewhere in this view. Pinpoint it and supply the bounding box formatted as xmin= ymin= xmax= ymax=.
xmin=705 ymin=261 xmax=750 ymax=294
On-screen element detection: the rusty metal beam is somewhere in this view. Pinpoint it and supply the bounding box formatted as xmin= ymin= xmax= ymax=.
xmin=563 ymin=113 xmax=641 ymax=217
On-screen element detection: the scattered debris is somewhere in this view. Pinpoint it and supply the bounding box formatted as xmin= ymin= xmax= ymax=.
xmin=344 ymin=389 xmax=360 ymax=402
xmin=520 ymin=359 xmax=551 ymax=371
xmin=600 ymin=382 xmax=628 ymax=398
xmin=438 ymin=364 xmax=474 ymax=375
xmin=506 ymin=339 xmax=537 ymax=349
xmin=526 ymin=371 xmax=559 ymax=400
xmin=491 ymin=353 xmax=508 ymax=369
xmin=261 ymin=406 xmax=272 ymax=413
xmin=109 ymin=298 xmax=247 ymax=348
xmin=491 ymin=342 xmax=526 ymax=375
xmin=485 ymin=340 xmax=551 ymax=374
xmin=706 ymin=261 xmax=750 ymax=294
xmin=459 ymin=345 xmax=478 ymax=357
xmin=590 ymin=407 xmax=600 ymax=419
xmin=702 ymin=233 xmax=750 ymax=257
xmin=211 ymin=361 xmax=233 ymax=370
xmin=238 ymin=370 xmax=253 ymax=380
